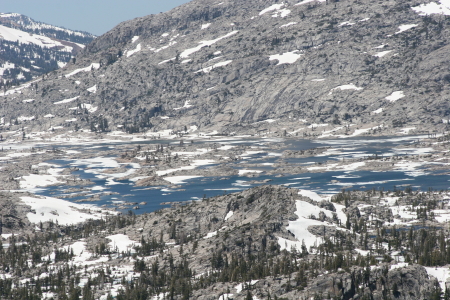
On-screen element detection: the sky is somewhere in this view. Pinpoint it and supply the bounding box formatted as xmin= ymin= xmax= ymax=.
xmin=1 ymin=0 xmax=191 ymax=36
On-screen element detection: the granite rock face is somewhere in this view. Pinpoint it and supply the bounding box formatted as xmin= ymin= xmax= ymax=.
xmin=1 ymin=0 xmax=450 ymax=135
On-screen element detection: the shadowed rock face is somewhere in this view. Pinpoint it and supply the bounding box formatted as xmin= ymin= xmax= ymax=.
xmin=2 ymin=0 xmax=450 ymax=135
xmin=0 ymin=192 xmax=32 ymax=233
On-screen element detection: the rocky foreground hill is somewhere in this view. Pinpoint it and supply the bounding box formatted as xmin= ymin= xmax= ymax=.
xmin=1 ymin=0 xmax=450 ymax=137
xmin=1 ymin=185 xmax=448 ymax=299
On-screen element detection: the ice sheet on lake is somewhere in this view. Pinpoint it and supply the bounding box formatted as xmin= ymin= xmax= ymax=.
xmin=164 ymin=176 xmax=202 ymax=184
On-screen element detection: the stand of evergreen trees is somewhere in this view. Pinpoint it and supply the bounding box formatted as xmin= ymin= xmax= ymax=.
xmin=1 ymin=188 xmax=450 ymax=299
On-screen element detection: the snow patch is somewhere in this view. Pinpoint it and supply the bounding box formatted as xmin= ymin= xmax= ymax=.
xmin=204 ymin=231 xmax=218 ymax=239
xmin=65 ymin=63 xmax=100 ymax=78
xmin=127 ymin=43 xmax=141 ymax=57
xmin=72 ymin=103 xmax=97 ymax=113
xmin=0 ymin=25 xmax=74 ymax=52
xmin=195 ymin=60 xmax=233 ymax=73
xmin=412 ymin=0 xmax=450 ymax=16
xmin=329 ymin=84 xmax=363 ymax=94
xmin=259 ymin=4 xmax=285 ymax=15
xmin=174 ymin=100 xmax=194 ymax=110
xmin=339 ymin=21 xmax=355 ymax=26
xmin=425 ymin=267 xmax=450 ymax=291
xmin=278 ymin=200 xmax=337 ymax=252
xmin=21 ymin=196 xmax=108 ymax=225
xmin=372 ymin=108 xmax=383 ymax=114
xmin=280 ymin=22 xmax=297 ymax=28
xmin=295 ymin=0 xmax=326 ymax=5
xmin=201 ymin=23 xmax=211 ymax=30
xmin=18 ymin=116 xmax=35 ymax=122
xmin=180 ymin=31 xmax=238 ymax=58
xmin=107 ymin=234 xmax=140 ymax=253
xmin=87 ymin=85 xmax=97 ymax=93
xmin=269 ymin=50 xmax=302 ymax=65
xmin=54 ymin=96 xmax=79 ymax=105
xmin=385 ymin=91 xmax=405 ymax=102
xmin=374 ymin=50 xmax=392 ymax=58
xmin=298 ymin=190 xmax=323 ymax=202
xmin=272 ymin=9 xmax=291 ymax=18
xmin=224 ymin=211 xmax=234 ymax=221
xmin=395 ymin=24 xmax=418 ymax=34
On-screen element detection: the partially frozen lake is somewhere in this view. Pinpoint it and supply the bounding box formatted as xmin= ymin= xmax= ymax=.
xmin=29 ymin=134 xmax=450 ymax=214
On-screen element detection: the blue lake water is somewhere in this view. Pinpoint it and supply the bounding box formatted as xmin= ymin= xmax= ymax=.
xmin=33 ymin=135 xmax=450 ymax=214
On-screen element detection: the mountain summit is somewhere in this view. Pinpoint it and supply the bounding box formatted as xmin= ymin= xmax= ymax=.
xmin=1 ymin=0 xmax=450 ymax=136
xmin=0 ymin=13 xmax=95 ymax=86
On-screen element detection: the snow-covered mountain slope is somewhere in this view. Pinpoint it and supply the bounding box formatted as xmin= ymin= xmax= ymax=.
xmin=0 ymin=13 xmax=95 ymax=85
xmin=1 ymin=0 xmax=450 ymax=136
